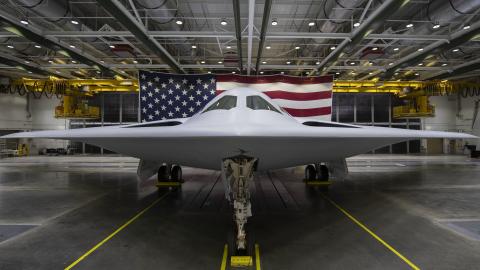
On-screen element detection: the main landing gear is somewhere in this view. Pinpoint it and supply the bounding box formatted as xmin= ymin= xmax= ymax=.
xmin=305 ymin=164 xmax=331 ymax=191
xmin=221 ymin=156 xmax=257 ymax=252
xmin=156 ymin=164 xmax=183 ymax=191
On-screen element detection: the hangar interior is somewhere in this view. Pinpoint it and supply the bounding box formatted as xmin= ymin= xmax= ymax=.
xmin=1 ymin=0 xmax=480 ymax=269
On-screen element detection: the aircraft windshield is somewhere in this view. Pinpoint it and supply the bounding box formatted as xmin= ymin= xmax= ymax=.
xmin=246 ymin=95 xmax=281 ymax=113
xmin=203 ymin=95 xmax=237 ymax=112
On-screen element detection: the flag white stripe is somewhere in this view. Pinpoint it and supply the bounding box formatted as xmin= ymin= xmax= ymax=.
xmin=217 ymin=82 xmax=332 ymax=93
xmin=273 ymin=99 xmax=332 ymax=109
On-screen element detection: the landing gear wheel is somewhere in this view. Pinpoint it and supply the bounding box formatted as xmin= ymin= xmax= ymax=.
xmin=157 ymin=165 xmax=170 ymax=182
xmin=318 ymin=165 xmax=329 ymax=181
xmin=171 ymin=165 xmax=182 ymax=182
xmin=305 ymin=165 xmax=316 ymax=181
xmin=317 ymin=164 xmax=330 ymax=192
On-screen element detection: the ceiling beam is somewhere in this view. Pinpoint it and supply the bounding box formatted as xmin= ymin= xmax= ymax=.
xmin=424 ymin=59 xmax=480 ymax=80
xmin=0 ymin=10 xmax=117 ymax=77
xmin=246 ymin=0 xmax=255 ymax=75
xmin=0 ymin=53 xmax=71 ymax=78
xmin=383 ymin=19 xmax=480 ymax=79
xmin=255 ymin=0 xmax=273 ymax=74
xmin=96 ymin=0 xmax=185 ymax=74
xmin=233 ymin=0 xmax=244 ymax=73
xmin=0 ymin=31 xmax=458 ymax=42
xmin=315 ymin=0 xmax=410 ymax=75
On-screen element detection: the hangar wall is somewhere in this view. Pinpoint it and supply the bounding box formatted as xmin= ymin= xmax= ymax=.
xmin=0 ymin=93 xmax=68 ymax=153
xmin=424 ymin=95 xmax=480 ymax=152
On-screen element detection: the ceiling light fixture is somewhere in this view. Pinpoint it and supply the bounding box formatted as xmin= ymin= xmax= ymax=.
xmin=452 ymin=48 xmax=459 ymax=52
xmin=25 ymin=61 xmax=30 ymax=64
xmin=463 ymin=25 xmax=471 ymax=30
xmin=191 ymin=45 xmax=197 ymax=49
xmin=71 ymin=20 xmax=79 ymax=25
xmin=218 ymin=61 xmax=223 ymax=64
xmin=415 ymin=73 xmax=420 ymax=76
xmin=295 ymin=46 xmax=300 ymax=50
xmin=418 ymin=63 xmax=423 ymax=66
xmin=353 ymin=22 xmax=360 ymax=27
xmin=207 ymin=71 xmax=212 ymax=74
xmin=368 ymin=72 xmax=373 ymax=75
xmin=433 ymin=24 xmax=440 ymax=29
xmin=260 ymin=71 xmax=264 ymax=74
xmin=406 ymin=23 xmax=414 ymax=28
xmin=393 ymin=47 xmax=399 ymax=51
xmin=20 ymin=20 xmax=29 ymax=25
xmin=7 ymin=45 xmax=14 ymax=49
xmin=316 ymin=61 xmax=320 ymax=65
xmin=330 ymin=46 xmax=336 ymax=50
xmin=335 ymin=72 xmax=340 ymax=75
xmin=442 ymin=63 xmax=448 ymax=66
xmin=271 ymin=19 xmax=278 ymax=26
xmin=388 ymin=62 xmax=394 ymax=65
xmin=262 ymin=61 xmax=267 ymax=64
xmin=109 ymin=45 xmax=115 ymax=48
xmin=232 ymin=71 xmax=236 ymax=74
xmin=176 ymin=19 xmax=183 ymax=25
xmin=71 ymin=60 xmax=76 ymax=63
xmin=417 ymin=48 xmax=424 ymax=51
xmin=133 ymin=60 xmax=138 ymax=64
xmin=34 ymin=45 xmax=41 ymax=48
xmin=265 ymin=46 xmax=271 ymax=49
xmin=220 ymin=19 xmax=227 ymax=26
xmin=308 ymin=21 xmax=315 ymax=26
xmin=372 ymin=47 xmax=378 ymax=51
xmin=226 ymin=46 xmax=231 ymax=49
xmin=286 ymin=61 xmax=291 ymax=64
xmin=350 ymin=62 xmax=355 ymax=65
xmin=280 ymin=71 xmax=284 ymax=74
xmin=69 ymin=45 xmax=75 ymax=48
xmin=201 ymin=60 xmax=205 ymax=64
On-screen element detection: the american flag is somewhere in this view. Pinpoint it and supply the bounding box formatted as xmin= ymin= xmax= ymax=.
xmin=139 ymin=71 xmax=216 ymax=122
xmin=139 ymin=71 xmax=333 ymax=122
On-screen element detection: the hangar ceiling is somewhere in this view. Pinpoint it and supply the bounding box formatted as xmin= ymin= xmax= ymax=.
xmin=0 ymin=0 xmax=479 ymax=81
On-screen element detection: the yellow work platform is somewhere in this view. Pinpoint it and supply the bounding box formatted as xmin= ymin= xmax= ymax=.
xmin=304 ymin=180 xmax=332 ymax=186
xmin=155 ymin=181 xmax=182 ymax=187
xmin=230 ymin=256 xmax=253 ymax=267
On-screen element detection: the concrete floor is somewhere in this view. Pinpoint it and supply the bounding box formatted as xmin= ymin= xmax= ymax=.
xmin=0 ymin=155 xmax=479 ymax=270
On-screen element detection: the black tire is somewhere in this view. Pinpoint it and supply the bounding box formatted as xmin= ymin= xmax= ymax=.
xmin=157 ymin=165 xmax=170 ymax=182
xmin=318 ymin=165 xmax=329 ymax=181
xmin=305 ymin=165 xmax=316 ymax=181
xmin=171 ymin=165 xmax=182 ymax=182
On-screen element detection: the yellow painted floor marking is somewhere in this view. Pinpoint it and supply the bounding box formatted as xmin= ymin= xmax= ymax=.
xmin=320 ymin=193 xmax=420 ymax=270
xmin=64 ymin=192 xmax=169 ymax=270
xmin=220 ymin=244 xmax=228 ymax=270
xmin=255 ymin=244 xmax=261 ymax=270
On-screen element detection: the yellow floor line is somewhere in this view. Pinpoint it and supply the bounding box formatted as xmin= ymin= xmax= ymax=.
xmin=255 ymin=244 xmax=261 ymax=270
xmin=220 ymin=244 xmax=228 ymax=270
xmin=320 ymin=193 xmax=421 ymax=270
xmin=64 ymin=192 xmax=170 ymax=270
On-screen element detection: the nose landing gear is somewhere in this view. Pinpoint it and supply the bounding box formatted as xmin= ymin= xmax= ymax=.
xmin=221 ymin=156 xmax=257 ymax=252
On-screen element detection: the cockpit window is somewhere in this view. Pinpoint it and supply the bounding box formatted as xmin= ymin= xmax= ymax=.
xmin=203 ymin=95 xmax=237 ymax=113
xmin=246 ymin=95 xmax=281 ymax=113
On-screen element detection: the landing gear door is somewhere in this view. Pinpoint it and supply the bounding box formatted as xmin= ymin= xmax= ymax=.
xmin=137 ymin=159 xmax=162 ymax=182
xmin=326 ymin=158 xmax=349 ymax=180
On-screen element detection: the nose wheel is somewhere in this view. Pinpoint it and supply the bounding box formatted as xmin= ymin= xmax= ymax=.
xmin=304 ymin=164 xmax=331 ymax=191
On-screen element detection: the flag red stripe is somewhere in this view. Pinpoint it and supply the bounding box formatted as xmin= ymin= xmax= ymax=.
xmin=216 ymin=90 xmax=331 ymax=101
xmin=263 ymin=90 xmax=332 ymax=101
xmin=216 ymin=74 xmax=333 ymax=84
xmin=283 ymin=107 xmax=332 ymax=117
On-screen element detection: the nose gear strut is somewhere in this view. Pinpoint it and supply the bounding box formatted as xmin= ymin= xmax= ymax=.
xmin=221 ymin=156 xmax=257 ymax=251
